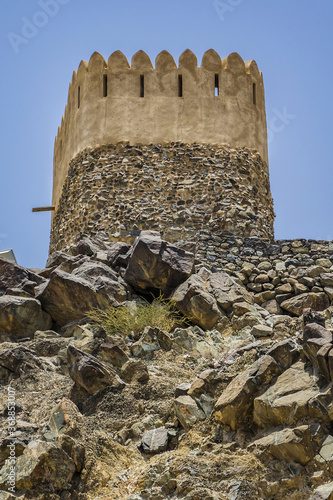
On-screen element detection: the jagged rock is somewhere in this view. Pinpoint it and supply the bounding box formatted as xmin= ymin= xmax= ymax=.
xmin=67 ymin=345 xmax=125 ymax=394
xmin=139 ymin=427 xmax=169 ymax=454
xmin=304 ymin=338 xmax=333 ymax=367
xmin=315 ymin=435 xmax=333 ymax=467
xmin=214 ymin=355 xmax=281 ymax=430
xmin=187 ymin=378 xmax=206 ymax=397
xmin=124 ymin=231 xmax=195 ymax=295
xmin=311 ymin=482 xmax=333 ymax=500
xmin=174 ymin=395 xmax=206 ymax=430
xmin=34 ymin=330 xmax=60 ymax=340
xmin=303 ymin=323 xmax=333 ymax=344
xmin=249 ymin=425 xmax=317 ymax=465
xmin=47 ymin=398 xmax=81 ymax=439
xmin=281 ymin=293 xmax=329 ymax=316
xmin=0 ymin=345 xmax=42 ymax=375
xmin=37 ymin=268 xmax=127 ymax=326
xmin=251 ymin=324 xmax=273 ymax=338
xmin=46 ymin=250 xmax=78 ymax=268
xmin=0 ymin=440 xmax=76 ymax=490
xmin=131 ymin=326 xmax=163 ymax=357
xmin=107 ymin=242 xmax=132 ymax=267
xmin=175 ymin=382 xmax=191 ymax=398
xmin=171 ymin=275 xmax=221 ymax=330
xmin=0 ymin=296 xmax=52 ymax=339
xmin=0 ymin=258 xmax=46 ymax=296
xmin=172 ymin=270 xmax=252 ymax=331
xmin=121 ymin=359 xmax=149 ymax=383
xmin=75 ymin=237 xmax=100 ymax=256
xmin=99 ymin=343 xmax=129 ymax=368
xmin=253 ymin=361 xmax=328 ymax=428
xmin=303 ymin=308 xmax=326 ymax=327
xmin=0 ymin=436 xmax=26 ymax=465
xmin=266 ymin=339 xmax=301 ymax=370
xmin=198 ymin=394 xmax=214 ymax=417
xmin=316 ymin=344 xmax=333 ymax=381
xmin=57 ymin=434 xmax=85 ymax=472
xmin=208 ymin=272 xmax=253 ymax=312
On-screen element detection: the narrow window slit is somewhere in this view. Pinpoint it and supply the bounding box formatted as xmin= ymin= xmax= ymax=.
xmin=253 ymin=83 xmax=256 ymax=105
xmin=178 ymin=75 xmax=183 ymax=97
xmin=78 ymin=86 xmax=80 ymax=108
xmin=215 ymin=74 xmax=219 ymax=96
xmin=140 ymin=75 xmax=144 ymax=97
xmin=103 ymin=75 xmax=108 ymax=97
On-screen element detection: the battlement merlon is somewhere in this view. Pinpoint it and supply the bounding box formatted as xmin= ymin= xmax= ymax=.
xmin=52 ymin=49 xmax=268 ymax=210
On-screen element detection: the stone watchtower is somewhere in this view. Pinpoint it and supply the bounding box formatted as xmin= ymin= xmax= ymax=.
xmin=50 ymin=49 xmax=274 ymax=253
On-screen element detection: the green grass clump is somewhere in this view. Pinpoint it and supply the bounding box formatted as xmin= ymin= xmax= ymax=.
xmin=88 ymin=296 xmax=180 ymax=341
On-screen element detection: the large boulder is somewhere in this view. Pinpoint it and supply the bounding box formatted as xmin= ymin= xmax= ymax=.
xmin=124 ymin=231 xmax=195 ymax=295
xmin=37 ymin=268 xmax=128 ymax=326
xmin=0 ymin=440 xmax=75 ymax=490
xmin=0 ymin=258 xmax=45 ymax=296
xmin=266 ymin=339 xmax=301 ymax=371
xmin=171 ymin=270 xmax=252 ymax=331
xmin=0 ymin=296 xmax=52 ymax=339
xmin=0 ymin=345 xmax=42 ymax=374
xmin=253 ymin=361 xmax=328 ymax=428
xmin=249 ymin=425 xmax=317 ymax=465
xmin=311 ymin=482 xmax=333 ymax=500
xmin=207 ymin=272 xmax=253 ymax=312
xmin=214 ymin=355 xmax=281 ymax=430
xmin=173 ymin=395 xmax=206 ymax=430
xmin=303 ymin=323 xmax=333 ymax=344
xmin=67 ymin=345 xmax=125 ymax=395
xmin=281 ymin=293 xmax=329 ymax=316
xmin=171 ymin=275 xmax=221 ymax=330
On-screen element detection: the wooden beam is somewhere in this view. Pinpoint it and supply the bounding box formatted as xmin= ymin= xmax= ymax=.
xmin=32 ymin=206 xmax=55 ymax=213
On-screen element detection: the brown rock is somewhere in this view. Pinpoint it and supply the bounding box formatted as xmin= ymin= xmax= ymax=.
xmin=214 ymin=355 xmax=281 ymax=430
xmin=174 ymin=395 xmax=206 ymax=430
xmin=266 ymin=339 xmax=301 ymax=371
xmin=121 ymin=359 xmax=149 ymax=383
xmin=0 ymin=258 xmax=46 ymax=296
xmin=37 ymin=268 xmax=127 ymax=326
xmin=171 ymin=275 xmax=221 ymax=330
xmin=249 ymin=425 xmax=316 ymax=465
xmin=99 ymin=343 xmax=129 ymax=369
xmin=281 ymin=293 xmax=329 ymax=316
xmin=0 ymin=440 xmax=75 ymax=490
xmin=303 ymin=323 xmax=333 ymax=344
xmin=253 ymin=361 xmax=326 ymax=428
xmin=316 ymin=343 xmax=333 ymax=381
xmin=124 ymin=231 xmax=195 ymax=295
xmin=0 ymin=296 xmax=52 ymax=339
xmin=67 ymin=345 xmax=125 ymax=394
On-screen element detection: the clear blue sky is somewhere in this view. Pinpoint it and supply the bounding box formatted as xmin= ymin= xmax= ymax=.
xmin=1 ymin=0 xmax=332 ymax=268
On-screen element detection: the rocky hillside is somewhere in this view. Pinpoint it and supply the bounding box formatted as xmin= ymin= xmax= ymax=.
xmin=1 ymin=231 xmax=333 ymax=499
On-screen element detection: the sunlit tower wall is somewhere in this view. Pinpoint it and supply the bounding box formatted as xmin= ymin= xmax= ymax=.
xmin=50 ymin=49 xmax=274 ymax=253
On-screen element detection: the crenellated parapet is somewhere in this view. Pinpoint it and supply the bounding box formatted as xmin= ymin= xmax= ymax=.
xmin=53 ymin=49 xmax=268 ymax=211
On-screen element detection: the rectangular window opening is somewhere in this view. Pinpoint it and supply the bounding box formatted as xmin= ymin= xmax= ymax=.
xmin=103 ymin=75 xmax=108 ymax=97
xmin=253 ymin=83 xmax=257 ymax=105
xmin=140 ymin=75 xmax=144 ymax=98
xmin=78 ymin=86 xmax=80 ymax=109
xmin=178 ymin=74 xmax=183 ymax=97
xmin=215 ymin=74 xmax=219 ymax=96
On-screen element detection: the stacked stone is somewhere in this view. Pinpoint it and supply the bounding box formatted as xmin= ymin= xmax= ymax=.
xmin=49 ymin=143 xmax=274 ymax=253
xmin=196 ymin=235 xmax=333 ymax=316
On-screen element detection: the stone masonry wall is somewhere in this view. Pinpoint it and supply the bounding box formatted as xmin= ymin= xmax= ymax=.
xmin=50 ymin=143 xmax=274 ymax=253
xmin=196 ymin=233 xmax=333 ymax=314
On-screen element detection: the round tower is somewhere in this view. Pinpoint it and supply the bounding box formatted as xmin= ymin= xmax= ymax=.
xmin=50 ymin=49 xmax=274 ymax=253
